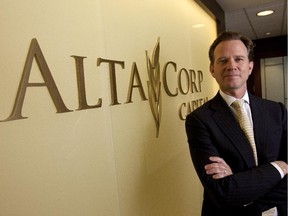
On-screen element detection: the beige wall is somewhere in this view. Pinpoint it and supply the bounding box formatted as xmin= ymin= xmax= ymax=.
xmin=0 ymin=0 xmax=218 ymax=215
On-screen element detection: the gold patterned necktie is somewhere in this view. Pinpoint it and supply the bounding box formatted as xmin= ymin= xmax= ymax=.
xmin=231 ymin=99 xmax=258 ymax=166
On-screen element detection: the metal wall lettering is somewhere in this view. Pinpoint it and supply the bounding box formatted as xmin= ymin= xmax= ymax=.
xmin=2 ymin=38 xmax=72 ymax=122
xmin=1 ymin=38 xmax=209 ymax=137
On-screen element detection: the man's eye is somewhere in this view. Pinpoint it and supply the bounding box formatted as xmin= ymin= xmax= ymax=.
xmin=235 ymin=57 xmax=244 ymax=62
xmin=217 ymin=59 xmax=226 ymax=64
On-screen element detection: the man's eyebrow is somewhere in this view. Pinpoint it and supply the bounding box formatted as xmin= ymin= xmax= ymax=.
xmin=216 ymin=55 xmax=246 ymax=60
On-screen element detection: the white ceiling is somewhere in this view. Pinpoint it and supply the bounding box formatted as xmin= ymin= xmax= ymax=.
xmin=215 ymin=0 xmax=287 ymax=40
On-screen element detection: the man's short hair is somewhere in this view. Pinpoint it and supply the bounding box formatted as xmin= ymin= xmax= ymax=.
xmin=208 ymin=31 xmax=255 ymax=65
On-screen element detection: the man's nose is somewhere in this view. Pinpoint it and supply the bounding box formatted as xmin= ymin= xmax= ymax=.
xmin=227 ymin=59 xmax=236 ymax=70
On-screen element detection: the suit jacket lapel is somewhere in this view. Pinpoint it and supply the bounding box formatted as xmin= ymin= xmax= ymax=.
xmin=210 ymin=93 xmax=256 ymax=167
xmin=249 ymin=93 xmax=265 ymax=163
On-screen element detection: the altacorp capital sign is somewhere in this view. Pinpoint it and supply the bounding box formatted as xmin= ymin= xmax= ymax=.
xmin=1 ymin=38 xmax=208 ymax=137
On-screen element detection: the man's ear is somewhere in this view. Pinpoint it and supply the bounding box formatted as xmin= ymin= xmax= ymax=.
xmin=248 ymin=61 xmax=254 ymax=75
xmin=210 ymin=65 xmax=215 ymax=77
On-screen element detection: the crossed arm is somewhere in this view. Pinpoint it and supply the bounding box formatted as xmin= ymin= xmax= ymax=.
xmin=205 ymin=156 xmax=287 ymax=213
xmin=205 ymin=156 xmax=288 ymax=179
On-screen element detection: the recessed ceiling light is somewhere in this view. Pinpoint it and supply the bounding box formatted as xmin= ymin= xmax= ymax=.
xmin=266 ymin=32 xmax=271 ymax=35
xmin=257 ymin=10 xmax=274 ymax=16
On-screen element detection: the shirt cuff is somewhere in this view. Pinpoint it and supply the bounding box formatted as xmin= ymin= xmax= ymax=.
xmin=271 ymin=162 xmax=285 ymax=178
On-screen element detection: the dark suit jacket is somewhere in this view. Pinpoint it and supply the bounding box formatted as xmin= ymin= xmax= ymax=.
xmin=185 ymin=92 xmax=287 ymax=216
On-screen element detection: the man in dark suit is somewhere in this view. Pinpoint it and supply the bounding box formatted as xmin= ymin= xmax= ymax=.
xmin=185 ymin=31 xmax=287 ymax=216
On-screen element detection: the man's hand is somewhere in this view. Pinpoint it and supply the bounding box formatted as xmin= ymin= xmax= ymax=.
xmin=205 ymin=156 xmax=233 ymax=179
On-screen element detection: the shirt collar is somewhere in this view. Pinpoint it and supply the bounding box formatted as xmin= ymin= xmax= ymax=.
xmin=219 ymin=90 xmax=250 ymax=106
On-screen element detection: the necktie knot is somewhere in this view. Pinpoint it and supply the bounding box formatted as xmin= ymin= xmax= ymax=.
xmin=231 ymin=99 xmax=244 ymax=109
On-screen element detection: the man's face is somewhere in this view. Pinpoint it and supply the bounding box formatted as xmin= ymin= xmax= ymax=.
xmin=210 ymin=40 xmax=254 ymax=96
